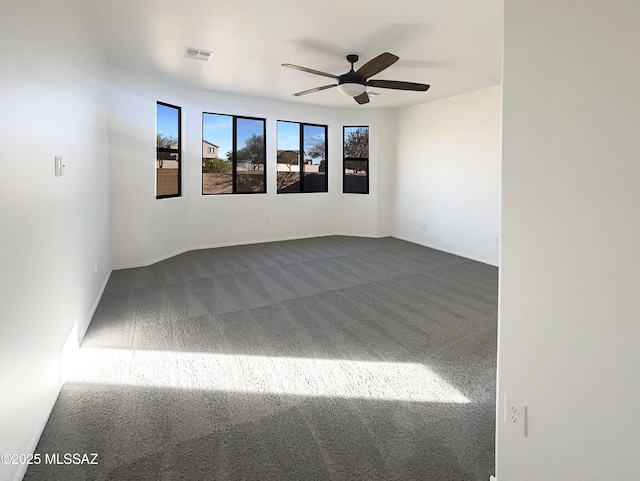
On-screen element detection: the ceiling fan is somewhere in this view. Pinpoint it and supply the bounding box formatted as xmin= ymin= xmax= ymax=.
xmin=282 ymin=52 xmax=430 ymax=105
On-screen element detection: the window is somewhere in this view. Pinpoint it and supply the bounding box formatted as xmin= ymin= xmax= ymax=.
xmin=202 ymin=113 xmax=266 ymax=194
xmin=343 ymin=126 xmax=369 ymax=194
xmin=156 ymin=102 xmax=181 ymax=198
xmin=277 ymin=120 xmax=327 ymax=193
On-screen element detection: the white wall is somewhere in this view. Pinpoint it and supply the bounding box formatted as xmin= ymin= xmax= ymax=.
xmin=498 ymin=1 xmax=640 ymax=480
xmin=0 ymin=2 xmax=111 ymax=480
xmin=109 ymin=70 xmax=392 ymax=268
xmin=374 ymin=111 xmax=397 ymax=236
xmin=392 ymin=86 xmax=501 ymax=265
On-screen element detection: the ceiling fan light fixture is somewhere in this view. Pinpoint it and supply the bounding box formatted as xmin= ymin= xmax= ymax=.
xmin=337 ymin=82 xmax=367 ymax=97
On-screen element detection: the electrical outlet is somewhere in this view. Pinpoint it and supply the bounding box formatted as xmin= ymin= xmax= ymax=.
xmin=504 ymin=393 xmax=528 ymax=437
xmin=508 ymin=405 xmax=522 ymax=424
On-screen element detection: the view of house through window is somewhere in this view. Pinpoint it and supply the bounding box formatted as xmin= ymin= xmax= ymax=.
xmin=277 ymin=120 xmax=327 ymax=193
xmin=156 ymin=102 xmax=181 ymax=198
xmin=343 ymin=126 xmax=369 ymax=194
xmin=202 ymin=113 xmax=266 ymax=194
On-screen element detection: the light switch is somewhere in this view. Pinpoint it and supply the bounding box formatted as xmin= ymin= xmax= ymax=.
xmin=55 ymin=156 xmax=64 ymax=177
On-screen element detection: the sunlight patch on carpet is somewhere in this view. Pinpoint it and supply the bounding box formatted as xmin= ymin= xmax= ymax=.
xmin=67 ymin=348 xmax=470 ymax=403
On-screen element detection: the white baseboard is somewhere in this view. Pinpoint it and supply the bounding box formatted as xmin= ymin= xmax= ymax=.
xmin=114 ymin=246 xmax=192 ymax=270
xmin=113 ymin=233 xmax=388 ymax=270
xmin=12 ymin=379 xmax=63 ymax=481
xmin=392 ymin=235 xmax=499 ymax=267
xmin=113 ymin=233 xmax=496 ymax=271
xmin=12 ymin=269 xmax=112 ymax=481
xmin=78 ymin=269 xmax=112 ymax=342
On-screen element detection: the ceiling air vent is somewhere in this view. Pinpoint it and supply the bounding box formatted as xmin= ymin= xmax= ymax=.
xmin=185 ymin=47 xmax=212 ymax=61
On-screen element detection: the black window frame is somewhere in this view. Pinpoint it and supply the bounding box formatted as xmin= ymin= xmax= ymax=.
xmin=156 ymin=101 xmax=182 ymax=199
xmin=277 ymin=120 xmax=328 ymax=194
xmin=201 ymin=112 xmax=267 ymax=195
xmin=343 ymin=125 xmax=369 ymax=195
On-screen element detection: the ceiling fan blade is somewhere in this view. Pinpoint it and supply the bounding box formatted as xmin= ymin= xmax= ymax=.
xmin=282 ymin=63 xmax=339 ymax=80
xmin=367 ymin=80 xmax=430 ymax=91
xmin=293 ymin=84 xmax=337 ymax=96
xmin=356 ymin=52 xmax=399 ymax=79
xmin=354 ymin=92 xmax=370 ymax=105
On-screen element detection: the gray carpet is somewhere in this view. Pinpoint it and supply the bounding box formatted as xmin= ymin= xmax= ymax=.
xmin=25 ymin=236 xmax=498 ymax=481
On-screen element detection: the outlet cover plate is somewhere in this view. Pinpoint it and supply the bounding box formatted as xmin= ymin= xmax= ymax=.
xmin=504 ymin=393 xmax=528 ymax=437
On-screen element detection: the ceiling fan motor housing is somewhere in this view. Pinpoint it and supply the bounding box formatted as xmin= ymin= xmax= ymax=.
xmin=338 ymin=55 xmax=366 ymax=97
xmin=338 ymin=71 xmax=366 ymax=87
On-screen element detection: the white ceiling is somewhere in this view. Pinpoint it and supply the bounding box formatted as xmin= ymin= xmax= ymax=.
xmin=85 ymin=0 xmax=502 ymax=109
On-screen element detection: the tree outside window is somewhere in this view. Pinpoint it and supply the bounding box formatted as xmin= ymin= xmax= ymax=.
xmin=343 ymin=126 xmax=369 ymax=194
